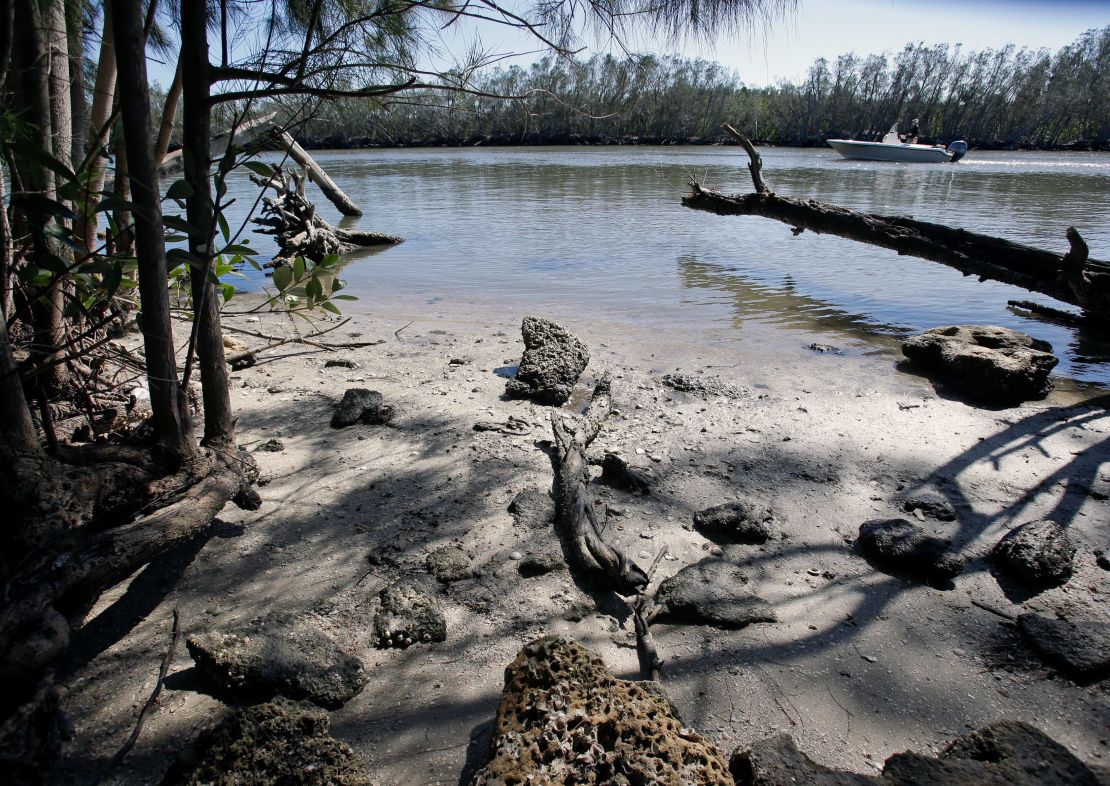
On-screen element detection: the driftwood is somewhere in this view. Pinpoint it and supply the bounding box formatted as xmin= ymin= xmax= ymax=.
xmin=273 ymin=129 xmax=362 ymax=216
xmin=251 ymin=170 xmax=402 ymax=267
xmin=550 ymin=377 xmax=648 ymax=596
xmin=682 ymin=125 xmax=1110 ymax=322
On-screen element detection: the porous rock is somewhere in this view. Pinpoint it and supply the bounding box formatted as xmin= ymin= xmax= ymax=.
xmin=1017 ymin=613 xmax=1110 ymax=680
xmin=257 ymin=438 xmax=285 ymax=453
xmin=693 ymin=501 xmax=773 ymax=544
xmin=731 ymin=720 xmax=1102 ymax=785
xmin=163 ymin=698 xmax=374 ymax=786
xmin=426 ymin=545 xmax=473 ymax=583
xmin=901 ymin=325 xmax=1057 ymax=404
xmin=992 ymin=519 xmax=1075 ymax=589
xmin=504 ymin=316 xmax=589 ymax=405
xmin=331 ymin=388 xmax=393 ymax=428
xmin=518 ymin=547 xmax=566 ymax=577
xmin=654 ymin=559 xmax=776 ymax=629
xmin=599 ymin=452 xmax=653 ymax=494
xmin=373 ymin=579 xmax=446 ymax=649
xmin=661 ymin=373 xmax=748 ymax=399
xmin=470 ymin=636 xmax=733 ymax=786
xmin=508 ymin=487 xmax=555 ymax=529
xmin=186 ymin=613 xmax=367 ymax=710
xmin=856 ymin=518 xmax=964 ymax=583
xmin=898 ymin=488 xmax=956 ymax=521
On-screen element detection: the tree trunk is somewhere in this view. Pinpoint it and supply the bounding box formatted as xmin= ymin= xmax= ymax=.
xmin=154 ymin=60 xmax=183 ymax=167
xmin=64 ymin=0 xmax=85 ymax=169
xmin=181 ymin=0 xmax=234 ymax=447
xmin=109 ymin=0 xmax=195 ymax=464
xmin=0 ymin=316 xmax=38 ymax=459
xmin=111 ymin=118 xmax=133 ymax=257
xmin=75 ymin=3 xmax=116 ymax=254
xmin=275 ymin=130 xmax=363 ymax=216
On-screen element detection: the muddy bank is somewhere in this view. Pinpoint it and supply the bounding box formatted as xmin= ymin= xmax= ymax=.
xmin=45 ymin=304 xmax=1109 ymax=785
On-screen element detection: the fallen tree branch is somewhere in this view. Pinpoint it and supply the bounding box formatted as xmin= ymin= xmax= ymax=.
xmin=683 ymin=128 xmax=1110 ymax=321
xmin=550 ymin=377 xmax=648 ymax=596
xmin=109 ymin=608 xmax=181 ymax=768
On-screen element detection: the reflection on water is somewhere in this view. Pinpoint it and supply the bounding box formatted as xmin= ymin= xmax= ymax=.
xmin=219 ymin=147 xmax=1110 ymax=385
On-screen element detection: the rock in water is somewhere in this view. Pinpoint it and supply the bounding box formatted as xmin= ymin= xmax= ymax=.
xmin=1017 ymin=613 xmax=1110 ymax=680
xmin=693 ymin=501 xmax=774 ymax=544
xmin=186 ymin=614 xmax=367 ymax=710
xmin=373 ymin=579 xmax=446 ymax=649
xmin=164 ymin=698 xmax=374 ymax=786
xmin=331 ymin=389 xmax=393 ymax=428
xmin=991 ymin=519 xmax=1076 ymax=589
xmin=731 ymin=720 xmax=1102 ymax=785
xmin=504 ymin=316 xmax=589 ymax=405
xmin=470 ymin=637 xmax=733 ymax=786
xmin=856 ymin=518 xmax=964 ymax=584
xmin=654 ymin=559 xmax=776 ymax=629
xmin=901 ymin=325 xmax=1057 ymax=404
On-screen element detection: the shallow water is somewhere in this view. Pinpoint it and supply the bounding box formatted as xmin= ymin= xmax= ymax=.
xmin=219 ymin=146 xmax=1110 ymax=384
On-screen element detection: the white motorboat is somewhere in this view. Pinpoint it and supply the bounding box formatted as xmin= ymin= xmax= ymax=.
xmin=827 ymin=125 xmax=967 ymax=163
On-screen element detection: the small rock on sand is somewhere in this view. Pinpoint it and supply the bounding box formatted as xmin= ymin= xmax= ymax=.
xmin=518 ymin=548 xmax=566 ymax=577
xmin=508 ymin=488 xmax=555 ymax=529
xmin=661 ymin=372 xmax=747 ymax=399
xmin=897 ymin=488 xmax=956 ymax=521
xmin=693 ymin=500 xmax=774 ymax=544
xmin=654 ymin=559 xmax=776 ymax=629
xmin=426 ymin=546 xmax=473 ymax=583
xmin=1017 ymin=612 xmax=1110 ymax=680
xmin=599 ymin=452 xmax=653 ymax=494
xmin=504 ymin=316 xmax=589 ymax=406
xmin=373 ymin=579 xmax=446 ymax=649
xmin=186 ymin=613 xmax=367 ymax=709
xmin=331 ymin=389 xmax=394 ymax=428
xmin=991 ymin=519 xmax=1076 ymax=590
xmin=856 ymin=518 xmax=964 ymax=584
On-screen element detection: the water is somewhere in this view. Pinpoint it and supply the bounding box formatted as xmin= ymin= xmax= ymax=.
xmin=218 ymin=146 xmax=1110 ymax=384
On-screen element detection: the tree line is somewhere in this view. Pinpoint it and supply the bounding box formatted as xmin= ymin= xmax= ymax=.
xmin=286 ymin=28 xmax=1109 ymax=149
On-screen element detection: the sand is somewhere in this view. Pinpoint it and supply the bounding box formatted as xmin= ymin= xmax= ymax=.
xmin=49 ymin=298 xmax=1109 ymax=784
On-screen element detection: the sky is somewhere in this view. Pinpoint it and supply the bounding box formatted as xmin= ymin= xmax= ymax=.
xmin=147 ymin=0 xmax=1109 ymax=90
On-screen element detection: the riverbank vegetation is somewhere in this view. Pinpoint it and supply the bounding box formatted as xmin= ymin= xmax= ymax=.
xmin=279 ymin=27 xmax=1109 ymax=149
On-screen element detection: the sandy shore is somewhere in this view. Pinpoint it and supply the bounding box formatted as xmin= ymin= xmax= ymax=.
xmin=50 ymin=298 xmax=1109 ymax=784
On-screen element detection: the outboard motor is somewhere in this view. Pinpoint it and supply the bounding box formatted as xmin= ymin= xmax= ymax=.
xmin=946 ymin=140 xmax=968 ymax=162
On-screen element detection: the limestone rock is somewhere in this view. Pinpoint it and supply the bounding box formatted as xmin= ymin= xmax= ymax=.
xmin=504 ymin=316 xmax=589 ymax=406
xmin=1018 ymin=613 xmax=1110 ymax=680
xmin=731 ymin=721 xmax=1101 ymax=785
xmin=164 ymin=698 xmax=374 ymax=786
xmin=373 ymin=579 xmax=446 ymax=649
xmin=661 ymin=373 xmax=748 ymax=399
xmin=693 ymin=501 xmax=773 ymax=544
xmin=426 ymin=546 xmax=473 ymax=584
xmin=599 ymin=453 xmax=654 ymax=494
xmin=654 ymin=559 xmax=776 ymax=629
xmin=186 ymin=614 xmax=367 ymax=710
xmin=470 ymin=636 xmax=733 ymax=786
xmin=331 ymin=389 xmax=393 ymax=428
xmin=508 ymin=488 xmax=555 ymax=529
xmin=992 ymin=519 xmax=1076 ymax=589
xmin=856 ymin=518 xmax=964 ymax=584
xmin=901 ymin=325 xmax=1057 ymax=404
xmin=518 ymin=547 xmax=566 ymax=577
xmin=898 ymin=488 xmax=957 ymax=521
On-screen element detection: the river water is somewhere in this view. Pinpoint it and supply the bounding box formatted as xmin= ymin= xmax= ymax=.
xmin=222 ymin=146 xmax=1110 ymax=385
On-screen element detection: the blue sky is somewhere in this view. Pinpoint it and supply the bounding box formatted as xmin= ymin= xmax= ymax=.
xmin=147 ymin=0 xmax=1109 ymax=90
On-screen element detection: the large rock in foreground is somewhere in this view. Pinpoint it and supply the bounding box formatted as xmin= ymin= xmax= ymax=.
xmin=186 ymin=613 xmax=367 ymax=709
xmin=901 ymin=325 xmax=1057 ymax=404
xmin=373 ymin=579 xmax=447 ymax=649
xmin=471 ymin=637 xmax=732 ymax=785
xmin=731 ymin=720 xmax=1101 ymax=785
xmin=505 ymin=316 xmax=589 ymax=406
xmin=331 ymin=388 xmax=394 ymax=428
xmin=164 ymin=698 xmax=374 ymax=786
xmin=654 ymin=559 xmax=777 ymax=629
xmin=856 ymin=518 xmax=964 ymax=585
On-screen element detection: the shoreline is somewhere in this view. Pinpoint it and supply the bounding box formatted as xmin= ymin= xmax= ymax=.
xmin=52 ymin=302 xmax=1110 ymax=785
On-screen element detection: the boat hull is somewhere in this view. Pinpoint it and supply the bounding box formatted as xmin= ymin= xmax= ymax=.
xmin=827 ymin=139 xmax=954 ymax=163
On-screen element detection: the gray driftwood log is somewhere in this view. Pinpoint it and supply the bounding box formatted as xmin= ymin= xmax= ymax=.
xmin=682 ymin=125 xmax=1110 ymax=323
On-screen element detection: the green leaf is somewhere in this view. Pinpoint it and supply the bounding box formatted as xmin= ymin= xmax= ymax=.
xmin=163 ymin=215 xmax=204 ymax=238
xmin=320 ymin=300 xmax=341 ymax=315
xmin=103 ymin=262 xmax=124 ymax=299
xmin=272 ymin=265 xmax=293 ymax=291
xmin=165 ymin=179 xmax=194 ymax=199
xmin=221 ymin=243 xmax=255 ymax=256
xmin=8 ymin=141 xmax=76 ymax=182
xmin=11 ymin=193 xmax=77 ymax=221
xmin=331 ymin=294 xmax=358 ymax=301
xmin=221 ymin=283 xmax=236 ymax=303
xmin=293 ymin=256 xmax=305 ymax=280
xmin=217 ymin=210 xmax=231 ymax=242
xmin=243 ymin=161 xmax=276 ymax=178
xmin=330 ymin=277 xmax=345 ymax=293
xmin=305 ymin=276 xmax=323 ymax=302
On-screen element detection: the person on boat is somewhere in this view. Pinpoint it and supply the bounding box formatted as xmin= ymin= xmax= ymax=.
xmin=903 ymin=118 xmax=920 ymax=144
